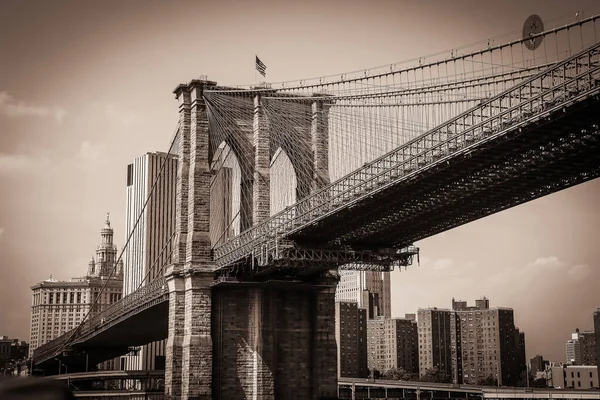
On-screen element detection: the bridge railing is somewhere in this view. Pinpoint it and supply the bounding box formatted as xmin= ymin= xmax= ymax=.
xmin=214 ymin=41 xmax=600 ymax=268
xmin=33 ymin=278 xmax=168 ymax=363
xmin=75 ymin=277 xmax=168 ymax=341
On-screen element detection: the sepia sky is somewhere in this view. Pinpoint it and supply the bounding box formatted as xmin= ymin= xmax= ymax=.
xmin=1 ymin=0 xmax=599 ymax=362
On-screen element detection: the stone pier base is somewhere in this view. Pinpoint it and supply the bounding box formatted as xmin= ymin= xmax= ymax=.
xmin=212 ymin=280 xmax=338 ymax=400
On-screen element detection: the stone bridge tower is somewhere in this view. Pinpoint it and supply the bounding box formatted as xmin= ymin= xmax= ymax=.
xmin=165 ymin=79 xmax=338 ymax=400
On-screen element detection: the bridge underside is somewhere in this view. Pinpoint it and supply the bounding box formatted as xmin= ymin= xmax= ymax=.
xmin=292 ymin=95 xmax=600 ymax=248
xmin=75 ymin=301 xmax=168 ymax=349
xmin=34 ymin=301 xmax=169 ymax=373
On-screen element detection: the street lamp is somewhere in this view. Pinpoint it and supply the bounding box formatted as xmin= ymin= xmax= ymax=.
xmin=496 ymin=360 xmax=500 ymax=387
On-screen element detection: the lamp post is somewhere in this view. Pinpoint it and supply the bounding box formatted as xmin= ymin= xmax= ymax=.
xmin=496 ymin=360 xmax=500 ymax=387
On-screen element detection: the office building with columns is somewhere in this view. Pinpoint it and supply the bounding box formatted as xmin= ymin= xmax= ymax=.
xmin=29 ymin=215 xmax=123 ymax=362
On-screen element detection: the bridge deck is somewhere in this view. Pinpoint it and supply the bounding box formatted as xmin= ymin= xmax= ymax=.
xmin=338 ymin=379 xmax=600 ymax=399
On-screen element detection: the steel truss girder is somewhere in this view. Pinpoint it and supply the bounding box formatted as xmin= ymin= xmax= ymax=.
xmin=330 ymin=124 xmax=600 ymax=246
xmin=220 ymin=242 xmax=419 ymax=277
xmin=214 ymin=43 xmax=600 ymax=269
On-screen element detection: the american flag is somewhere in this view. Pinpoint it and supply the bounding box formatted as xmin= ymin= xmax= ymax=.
xmin=255 ymin=55 xmax=266 ymax=77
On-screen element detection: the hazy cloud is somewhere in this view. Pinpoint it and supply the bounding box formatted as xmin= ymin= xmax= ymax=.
xmin=432 ymin=258 xmax=454 ymax=271
xmin=0 ymin=153 xmax=51 ymax=173
xmin=104 ymin=104 xmax=138 ymax=127
xmin=76 ymin=141 xmax=106 ymax=162
xmin=532 ymin=256 xmax=563 ymax=269
xmin=0 ymin=227 xmax=4 ymax=237
xmin=567 ymin=263 xmax=592 ymax=280
xmin=0 ymin=91 xmax=66 ymax=122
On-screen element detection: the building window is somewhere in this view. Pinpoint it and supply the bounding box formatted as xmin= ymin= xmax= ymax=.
xmin=127 ymin=164 xmax=134 ymax=186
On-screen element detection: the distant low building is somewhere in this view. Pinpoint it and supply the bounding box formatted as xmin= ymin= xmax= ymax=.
xmin=0 ymin=337 xmax=29 ymax=373
xmin=546 ymin=362 xmax=598 ymax=389
xmin=530 ymin=354 xmax=549 ymax=375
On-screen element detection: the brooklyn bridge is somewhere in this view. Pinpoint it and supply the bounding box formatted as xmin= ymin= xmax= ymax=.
xmin=30 ymin=13 xmax=600 ymax=400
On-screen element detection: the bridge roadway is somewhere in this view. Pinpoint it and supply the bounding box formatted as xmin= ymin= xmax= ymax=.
xmin=49 ymin=370 xmax=165 ymax=382
xmin=338 ymin=378 xmax=600 ymax=399
xmin=45 ymin=372 xmax=600 ymax=399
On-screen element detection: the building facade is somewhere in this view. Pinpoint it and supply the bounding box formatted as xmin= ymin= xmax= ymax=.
xmin=29 ymin=215 xmax=123 ymax=359
xmin=367 ymin=316 xmax=418 ymax=375
xmin=419 ymin=298 xmax=525 ymax=386
xmin=123 ymin=152 xmax=177 ymax=371
xmin=450 ymin=298 xmax=523 ymax=386
xmin=418 ymin=308 xmax=454 ymax=381
xmin=335 ymin=302 xmax=368 ymax=378
xmin=336 ymin=269 xmax=392 ymax=379
xmin=566 ymin=329 xmax=596 ymax=366
xmin=581 ymin=330 xmax=597 ymax=366
xmin=515 ymin=328 xmax=527 ymax=381
xmin=547 ymin=363 xmax=599 ymax=389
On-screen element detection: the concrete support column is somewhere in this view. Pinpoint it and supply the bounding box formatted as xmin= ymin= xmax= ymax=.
xmin=311 ymin=98 xmax=331 ymax=192
xmin=167 ymin=79 xmax=217 ymax=400
xmin=213 ymin=278 xmax=339 ymax=400
xmin=253 ymin=94 xmax=270 ymax=224
xmin=184 ymin=80 xmax=217 ymax=400
xmin=186 ymin=80 xmax=216 ymax=267
xmin=165 ymin=271 xmax=185 ymax=399
xmin=212 ymin=287 xmax=276 ymax=400
xmin=311 ymin=271 xmax=339 ymax=399
xmin=247 ymin=288 xmax=275 ymax=399
xmin=181 ymin=272 xmax=213 ymax=400
xmin=171 ymin=86 xmax=191 ymax=265
xmin=165 ymin=83 xmax=192 ymax=400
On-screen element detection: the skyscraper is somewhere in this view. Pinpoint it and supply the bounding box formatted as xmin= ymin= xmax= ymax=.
xmin=335 ymin=271 xmax=391 ymax=319
xmin=123 ymin=152 xmax=177 ymax=370
xmin=29 ymin=215 xmax=123 ymax=359
xmin=124 ymin=152 xmax=177 ymax=295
